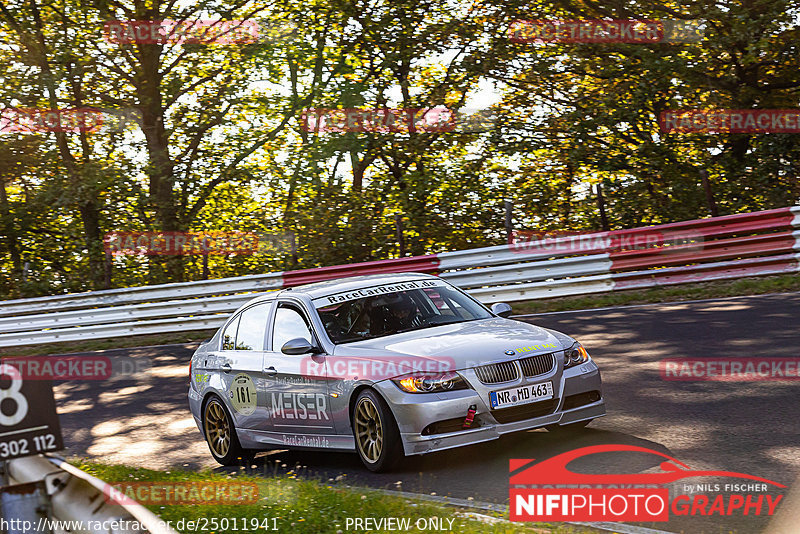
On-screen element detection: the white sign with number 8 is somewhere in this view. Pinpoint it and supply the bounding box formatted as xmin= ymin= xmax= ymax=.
xmin=0 ymin=364 xmax=29 ymax=426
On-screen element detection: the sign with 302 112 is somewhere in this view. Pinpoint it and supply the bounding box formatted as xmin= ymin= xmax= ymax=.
xmin=0 ymin=362 xmax=64 ymax=461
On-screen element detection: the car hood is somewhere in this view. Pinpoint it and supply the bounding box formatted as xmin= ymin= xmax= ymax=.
xmin=332 ymin=317 xmax=570 ymax=370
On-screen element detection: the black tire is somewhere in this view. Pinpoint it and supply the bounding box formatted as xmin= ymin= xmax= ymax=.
xmin=352 ymin=389 xmax=403 ymax=472
xmin=202 ymin=395 xmax=252 ymax=466
xmin=546 ymin=419 xmax=592 ymax=434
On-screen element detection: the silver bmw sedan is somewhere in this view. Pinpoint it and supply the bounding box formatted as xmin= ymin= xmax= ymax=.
xmin=188 ymin=273 xmax=605 ymax=471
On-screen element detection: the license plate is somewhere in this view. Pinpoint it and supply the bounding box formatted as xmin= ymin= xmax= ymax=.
xmin=489 ymin=381 xmax=553 ymax=409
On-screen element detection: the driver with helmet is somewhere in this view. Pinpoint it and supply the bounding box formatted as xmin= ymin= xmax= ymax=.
xmin=369 ymin=292 xmax=420 ymax=335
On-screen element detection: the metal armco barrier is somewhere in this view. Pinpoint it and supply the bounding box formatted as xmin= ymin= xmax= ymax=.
xmin=1 ymin=206 xmax=798 ymax=347
xmin=2 ymin=455 xmax=177 ymax=534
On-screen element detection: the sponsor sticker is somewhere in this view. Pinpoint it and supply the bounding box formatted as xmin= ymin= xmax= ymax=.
xmin=193 ymin=372 xmax=211 ymax=388
xmin=230 ymin=374 xmax=256 ymax=415
xmin=268 ymin=392 xmax=329 ymax=421
xmin=314 ymin=279 xmax=443 ymax=306
xmin=515 ymin=343 xmax=558 ymax=353
xmin=282 ymin=434 xmax=331 ymax=448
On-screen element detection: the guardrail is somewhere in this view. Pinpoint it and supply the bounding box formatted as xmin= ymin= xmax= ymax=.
xmin=1 ymin=206 xmax=798 ymax=348
xmin=2 ymin=454 xmax=177 ymax=534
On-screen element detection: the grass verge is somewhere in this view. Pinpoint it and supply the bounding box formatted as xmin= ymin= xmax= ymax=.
xmin=76 ymin=461 xmax=588 ymax=534
xmin=511 ymin=272 xmax=800 ymax=315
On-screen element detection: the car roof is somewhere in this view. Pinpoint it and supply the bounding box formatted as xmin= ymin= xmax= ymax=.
xmin=237 ymin=272 xmax=441 ymax=309
xmin=283 ymin=272 xmax=440 ymax=300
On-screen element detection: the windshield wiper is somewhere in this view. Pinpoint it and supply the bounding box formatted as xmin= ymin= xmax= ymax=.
xmin=395 ymin=318 xmax=470 ymax=334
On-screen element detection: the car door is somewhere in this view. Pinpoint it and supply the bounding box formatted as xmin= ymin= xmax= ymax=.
xmin=262 ymin=299 xmax=335 ymax=436
xmin=216 ymin=301 xmax=273 ymax=433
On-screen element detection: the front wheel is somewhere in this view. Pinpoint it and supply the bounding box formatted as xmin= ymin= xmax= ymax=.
xmin=352 ymin=389 xmax=403 ymax=472
xmin=203 ymin=396 xmax=252 ymax=466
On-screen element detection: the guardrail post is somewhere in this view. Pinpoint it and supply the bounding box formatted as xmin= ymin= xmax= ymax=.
xmin=504 ymin=200 xmax=513 ymax=243
xmin=395 ymin=213 xmax=406 ymax=257
xmin=291 ymin=231 xmax=298 ymax=267
xmin=104 ymin=249 xmax=112 ymax=289
xmin=0 ymin=479 xmax=53 ymax=534
xmin=595 ymin=183 xmax=609 ymax=231
xmin=700 ymin=170 xmax=719 ymax=217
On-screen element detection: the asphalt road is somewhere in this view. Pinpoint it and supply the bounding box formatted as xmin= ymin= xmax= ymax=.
xmin=44 ymin=292 xmax=800 ymax=534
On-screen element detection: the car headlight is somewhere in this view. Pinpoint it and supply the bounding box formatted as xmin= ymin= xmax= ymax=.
xmin=392 ymin=371 xmax=468 ymax=393
xmin=563 ymin=342 xmax=590 ymax=369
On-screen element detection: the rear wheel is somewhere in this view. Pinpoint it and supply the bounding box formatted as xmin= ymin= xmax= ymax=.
xmin=546 ymin=419 xmax=592 ymax=434
xmin=353 ymin=389 xmax=402 ymax=472
xmin=203 ymin=396 xmax=252 ymax=465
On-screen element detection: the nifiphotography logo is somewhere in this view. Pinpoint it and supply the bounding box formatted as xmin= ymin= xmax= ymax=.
xmin=510 ymin=445 xmax=785 ymax=522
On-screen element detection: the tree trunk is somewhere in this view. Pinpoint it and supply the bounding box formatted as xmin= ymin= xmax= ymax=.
xmin=700 ymin=170 xmax=719 ymax=217
xmin=595 ymin=183 xmax=609 ymax=231
xmin=139 ymin=45 xmax=182 ymax=283
xmin=0 ymin=176 xmax=22 ymax=282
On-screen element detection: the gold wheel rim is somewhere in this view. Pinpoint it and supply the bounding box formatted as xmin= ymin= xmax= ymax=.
xmin=354 ymin=397 xmax=383 ymax=463
xmin=204 ymin=400 xmax=230 ymax=458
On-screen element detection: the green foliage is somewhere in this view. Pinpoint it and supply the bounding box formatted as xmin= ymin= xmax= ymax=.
xmin=0 ymin=0 xmax=798 ymax=297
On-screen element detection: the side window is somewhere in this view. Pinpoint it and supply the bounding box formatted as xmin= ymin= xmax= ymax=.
xmin=272 ymin=305 xmax=313 ymax=353
xmin=235 ymin=303 xmax=269 ymax=350
xmin=222 ymin=315 xmax=240 ymax=350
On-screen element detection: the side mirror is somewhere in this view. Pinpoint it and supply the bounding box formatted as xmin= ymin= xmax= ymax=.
xmin=491 ymin=302 xmax=513 ymax=318
xmin=281 ymin=337 xmax=316 ymax=355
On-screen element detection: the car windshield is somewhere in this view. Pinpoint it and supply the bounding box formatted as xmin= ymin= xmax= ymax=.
xmin=314 ymin=281 xmax=492 ymax=344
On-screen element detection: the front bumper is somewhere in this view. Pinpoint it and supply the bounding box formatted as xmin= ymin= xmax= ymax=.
xmin=375 ymin=360 xmax=605 ymax=456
